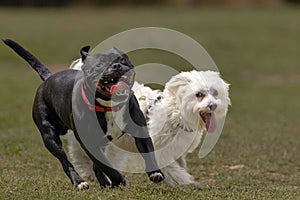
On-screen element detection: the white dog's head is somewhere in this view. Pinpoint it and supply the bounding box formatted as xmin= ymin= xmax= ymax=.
xmin=164 ymin=70 xmax=230 ymax=133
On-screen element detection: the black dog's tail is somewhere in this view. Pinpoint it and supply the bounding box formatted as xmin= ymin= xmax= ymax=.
xmin=2 ymin=38 xmax=52 ymax=81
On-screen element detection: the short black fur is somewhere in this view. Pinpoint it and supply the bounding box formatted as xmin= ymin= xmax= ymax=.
xmin=3 ymin=39 xmax=164 ymax=189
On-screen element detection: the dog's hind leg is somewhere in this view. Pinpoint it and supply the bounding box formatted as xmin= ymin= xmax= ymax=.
xmin=41 ymin=127 xmax=89 ymax=189
xmin=33 ymin=105 xmax=88 ymax=190
xmin=40 ymin=126 xmax=88 ymax=189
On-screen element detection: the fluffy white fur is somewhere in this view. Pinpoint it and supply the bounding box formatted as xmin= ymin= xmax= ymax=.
xmin=64 ymin=61 xmax=230 ymax=188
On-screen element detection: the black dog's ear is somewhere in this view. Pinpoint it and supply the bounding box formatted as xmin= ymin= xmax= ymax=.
xmin=80 ymin=45 xmax=90 ymax=61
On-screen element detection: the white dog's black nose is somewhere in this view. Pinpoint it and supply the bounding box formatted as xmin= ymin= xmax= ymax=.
xmin=209 ymin=103 xmax=217 ymax=111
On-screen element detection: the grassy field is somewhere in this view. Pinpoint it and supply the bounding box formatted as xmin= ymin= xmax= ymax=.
xmin=0 ymin=6 xmax=300 ymax=200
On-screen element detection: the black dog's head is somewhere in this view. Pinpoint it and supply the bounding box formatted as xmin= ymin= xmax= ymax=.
xmin=80 ymin=46 xmax=135 ymax=102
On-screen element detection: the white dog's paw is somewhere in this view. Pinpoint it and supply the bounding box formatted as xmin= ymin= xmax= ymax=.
xmin=77 ymin=181 xmax=89 ymax=190
xmin=149 ymin=172 xmax=165 ymax=183
xmin=193 ymin=182 xmax=203 ymax=190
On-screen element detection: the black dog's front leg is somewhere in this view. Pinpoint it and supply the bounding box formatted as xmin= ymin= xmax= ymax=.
xmin=93 ymin=163 xmax=111 ymax=188
xmin=127 ymin=95 xmax=164 ymax=183
xmin=134 ymin=136 xmax=165 ymax=183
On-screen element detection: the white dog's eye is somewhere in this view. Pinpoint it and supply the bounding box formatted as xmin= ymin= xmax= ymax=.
xmin=196 ymin=92 xmax=204 ymax=98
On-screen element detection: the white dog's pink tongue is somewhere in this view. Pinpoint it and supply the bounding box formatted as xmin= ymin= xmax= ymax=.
xmin=110 ymin=81 xmax=129 ymax=95
xmin=205 ymin=113 xmax=217 ymax=133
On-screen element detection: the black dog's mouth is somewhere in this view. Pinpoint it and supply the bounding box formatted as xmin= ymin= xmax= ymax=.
xmin=95 ymin=72 xmax=134 ymax=98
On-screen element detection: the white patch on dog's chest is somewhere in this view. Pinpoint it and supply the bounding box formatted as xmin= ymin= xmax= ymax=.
xmin=105 ymin=106 xmax=126 ymax=140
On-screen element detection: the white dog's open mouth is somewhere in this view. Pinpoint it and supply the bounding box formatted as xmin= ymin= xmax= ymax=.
xmin=200 ymin=112 xmax=217 ymax=133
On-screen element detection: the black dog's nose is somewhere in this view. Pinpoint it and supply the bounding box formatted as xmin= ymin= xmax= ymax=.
xmin=112 ymin=63 xmax=123 ymax=72
xmin=209 ymin=103 xmax=217 ymax=111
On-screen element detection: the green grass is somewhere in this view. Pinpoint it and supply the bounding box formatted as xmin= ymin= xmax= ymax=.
xmin=0 ymin=6 xmax=300 ymax=199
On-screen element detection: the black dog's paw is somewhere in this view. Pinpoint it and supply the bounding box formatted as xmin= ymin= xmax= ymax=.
xmin=149 ymin=171 xmax=164 ymax=183
xmin=77 ymin=181 xmax=89 ymax=190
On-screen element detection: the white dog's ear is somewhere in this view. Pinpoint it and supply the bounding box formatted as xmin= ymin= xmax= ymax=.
xmin=165 ymin=73 xmax=191 ymax=94
xmin=223 ymin=82 xmax=231 ymax=106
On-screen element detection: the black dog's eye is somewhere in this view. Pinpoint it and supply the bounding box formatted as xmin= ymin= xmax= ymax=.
xmin=196 ymin=92 xmax=204 ymax=98
xmin=120 ymin=57 xmax=127 ymax=64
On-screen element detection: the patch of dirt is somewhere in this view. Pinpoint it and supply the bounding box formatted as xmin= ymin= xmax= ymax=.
xmin=228 ymin=164 xmax=247 ymax=170
xmin=223 ymin=164 xmax=248 ymax=170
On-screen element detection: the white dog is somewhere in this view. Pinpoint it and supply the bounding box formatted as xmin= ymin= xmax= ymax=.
xmin=65 ymin=61 xmax=230 ymax=188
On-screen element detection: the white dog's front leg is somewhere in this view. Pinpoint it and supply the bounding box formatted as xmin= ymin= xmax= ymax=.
xmin=104 ymin=142 xmax=130 ymax=172
xmin=162 ymin=158 xmax=202 ymax=189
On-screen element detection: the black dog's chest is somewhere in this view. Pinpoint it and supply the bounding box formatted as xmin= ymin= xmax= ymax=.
xmin=97 ymin=108 xmax=126 ymax=141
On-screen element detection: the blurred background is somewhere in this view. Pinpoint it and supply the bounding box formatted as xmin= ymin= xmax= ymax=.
xmin=0 ymin=0 xmax=299 ymax=199
xmin=0 ymin=0 xmax=299 ymax=7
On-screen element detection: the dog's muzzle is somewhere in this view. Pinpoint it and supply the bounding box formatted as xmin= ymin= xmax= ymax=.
xmin=96 ymin=69 xmax=135 ymax=100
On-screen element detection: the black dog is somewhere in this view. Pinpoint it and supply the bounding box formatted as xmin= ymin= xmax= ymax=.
xmin=3 ymin=39 xmax=164 ymax=189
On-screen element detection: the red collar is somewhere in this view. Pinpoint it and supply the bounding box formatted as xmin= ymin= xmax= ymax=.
xmin=81 ymin=85 xmax=120 ymax=112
